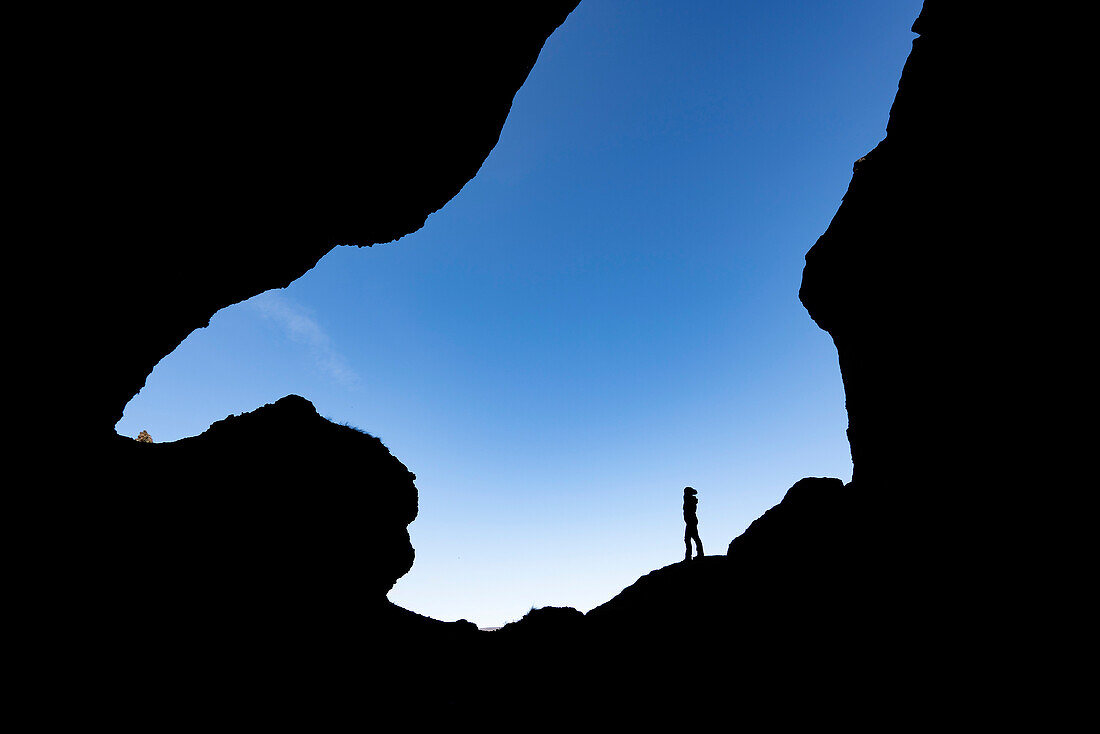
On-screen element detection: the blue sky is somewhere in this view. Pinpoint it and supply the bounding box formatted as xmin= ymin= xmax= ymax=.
xmin=118 ymin=1 xmax=922 ymax=627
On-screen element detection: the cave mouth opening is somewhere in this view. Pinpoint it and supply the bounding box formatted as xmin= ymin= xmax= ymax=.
xmin=117 ymin=1 xmax=922 ymax=628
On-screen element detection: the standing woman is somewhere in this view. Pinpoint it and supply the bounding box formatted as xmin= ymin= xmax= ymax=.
xmin=683 ymin=487 xmax=704 ymax=561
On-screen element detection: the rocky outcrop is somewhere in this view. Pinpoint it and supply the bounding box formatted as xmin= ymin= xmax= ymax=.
xmin=119 ymin=395 xmax=419 ymax=596
xmin=495 ymin=605 xmax=585 ymax=637
xmin=40 ymin=0 xmax=1035 ymax=719
xmin=83 ymin=395 xmax=419 ymax=620
xmin=66 ymin=4 xmax=580 ymax=440
xmin=725 ymin=476 xmax=845 ymax=557
xmin=478 ymin=477 xmax=899 ymax=717
xmin=45 ymin=7 xmax=583 ymax=718
xmin=799 ymin=2 xmax=1002 ymax=495
xmin=49 ymin=396 xmax=429 ymax=719
xmin=587 ymin=478 xmax=863 ymax=635
xmin=48 ymin=9 xmax=588 ymax=716
xmin=795 ymin=8 xmax=1024 ymax=666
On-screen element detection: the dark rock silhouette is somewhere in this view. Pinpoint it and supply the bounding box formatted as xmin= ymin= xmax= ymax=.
xmin=800 ymin=1 xmax=1008 ymax=502
xmin=33 ymin=0 xmax=1032 ymax=721
xmin=41 ymin=4 xmax=581 ymax=715
xmin=475 ymin=477 xmax=897 ymax=717
xmin=726 ymin=475 xmax=844 ymax=558
xmin=65 ymin=4 xmax=581 ymax=441
xmin=118 ymin=394 xmax=419 ymax=597
xmin=796 ymin=4 xmax=1020 ymax=693
xmin=48 ymin=396 xmax=437 ymax=718
xmin=496 ymin=605 xmax=586 ymax=638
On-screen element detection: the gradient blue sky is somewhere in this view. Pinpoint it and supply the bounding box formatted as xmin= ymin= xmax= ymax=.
xmin=118 ymin=1 xmax=922 ymax=627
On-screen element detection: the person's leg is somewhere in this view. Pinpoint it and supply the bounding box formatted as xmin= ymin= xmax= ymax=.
xmin=687 ymin=524 xmax=703 ymax=560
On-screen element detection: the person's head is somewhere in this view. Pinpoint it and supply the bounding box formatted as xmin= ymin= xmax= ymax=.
xmin=684 ymin=486 xmax=697 ymax=496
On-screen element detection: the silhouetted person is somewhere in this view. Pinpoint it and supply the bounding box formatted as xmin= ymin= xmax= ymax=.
xmin=684 ymin=486 xmax=703 ymax=561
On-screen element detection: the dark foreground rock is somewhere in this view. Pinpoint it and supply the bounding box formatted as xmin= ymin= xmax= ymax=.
xmin=476 ymin=477 xmax=906 ymax=720
xmin=799 ymin=0 xmax=1028 ymax=505
xmin=35 ymin=4 xmax=581 ymax=719
xmin=40 ymin=396 xmax=436 ymax=720
xmin=28 ymin=0 xmax=1051 ymax=722
xmin=471 ymin=1 xmax=1043 ymax=709
xmin=115 ymin=394 xmax=419 ymax=598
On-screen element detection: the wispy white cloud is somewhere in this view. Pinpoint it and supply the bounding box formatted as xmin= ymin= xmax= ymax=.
xmin=248 ymin=291 xmax=360 ymax=388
